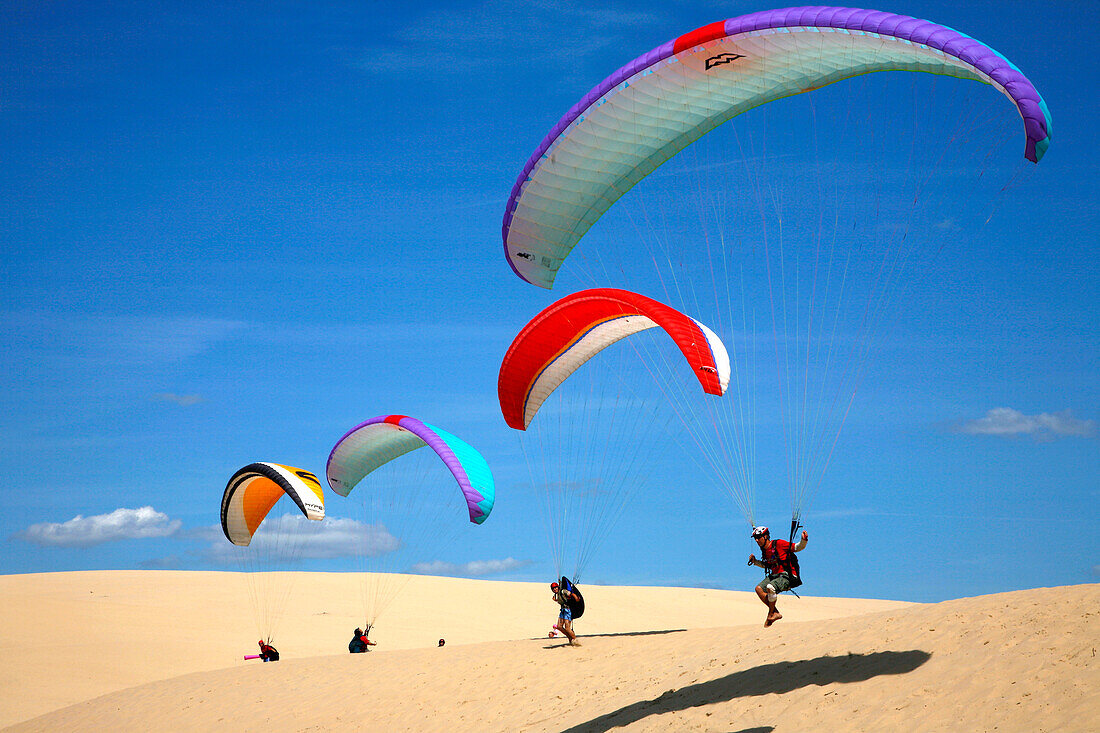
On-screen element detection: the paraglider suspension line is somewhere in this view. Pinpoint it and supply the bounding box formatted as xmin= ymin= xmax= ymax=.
xmin=787 ymin=515 xmax=803 ymax=599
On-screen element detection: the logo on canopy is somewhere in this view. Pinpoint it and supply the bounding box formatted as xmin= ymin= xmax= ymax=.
xmin=705 ymin=52 xmax=745 ymax=70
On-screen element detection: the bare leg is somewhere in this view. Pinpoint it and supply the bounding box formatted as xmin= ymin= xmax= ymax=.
xmin=552 ymin=617 xmax=568 ymax=638
xmin=561 ymin=618 xmax=579 ymax=645
xmin=764 ymin=606 xmax=782 ymax=627
xmin=757 ymin=584 xmax=782 ymax=627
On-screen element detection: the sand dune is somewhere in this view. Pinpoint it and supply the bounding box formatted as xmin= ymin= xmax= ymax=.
xmin=2 ymin=572 xmax=1096 ymax=731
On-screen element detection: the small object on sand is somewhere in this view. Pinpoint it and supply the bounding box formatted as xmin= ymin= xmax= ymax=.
xmin=243 ymin=654 xmax=262 ymax=660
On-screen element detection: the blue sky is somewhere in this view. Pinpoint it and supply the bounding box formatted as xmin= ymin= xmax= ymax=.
xmin=1 ymin=1 xmax=1096 ymax=603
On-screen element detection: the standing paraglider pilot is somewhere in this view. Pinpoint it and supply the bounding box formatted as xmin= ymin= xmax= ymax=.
xmin=551 ymin=579 xmax=582 ymax=646
xmin=748 ymin=525 xmax=807 ymax=627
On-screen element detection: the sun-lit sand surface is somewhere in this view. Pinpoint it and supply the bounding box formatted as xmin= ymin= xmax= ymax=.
xmin=2 ymin=572 xmax=1096 ymax=731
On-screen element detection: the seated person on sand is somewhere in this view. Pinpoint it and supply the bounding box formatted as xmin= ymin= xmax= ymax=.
xmin=551 ymin=580 xmax=581 ymax=646
xmin=747 ymin=525 xmax=808 ymax=628
xmin=348 ymin=627 xmax=376 ymax=653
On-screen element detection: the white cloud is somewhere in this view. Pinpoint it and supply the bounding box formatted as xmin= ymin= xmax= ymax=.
xmin=1 ymin=312 xmax=249 ymax=367
xmin=348 ymin=1 xmax=662 ymax=80
xmin=410 ymin=557 xmax=529 ymax=577
xmin=153 ymin=393 xmax=205 ymax=406
xmin=203 ymin=515 xmax=399 ymax=564
xmin=202 ymin=517 xmax=528 ymax=575
xmin=953 ymin=408 xmax=1096 ymax=440
xmin=18 ymin=506 xmax=181 ymax=547
xmin=139 ymin=555 xmax=183 ymax=569
xmin=806 ymin=506 xmax=877 ymax=520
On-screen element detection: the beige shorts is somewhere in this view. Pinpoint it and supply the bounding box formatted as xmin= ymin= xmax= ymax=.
xmin=757 ymin=573 xmax=793 ymax=593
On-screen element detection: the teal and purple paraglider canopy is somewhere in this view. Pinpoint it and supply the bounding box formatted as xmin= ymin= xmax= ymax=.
xmin=326 ymin=415 xmax=495 ymax=524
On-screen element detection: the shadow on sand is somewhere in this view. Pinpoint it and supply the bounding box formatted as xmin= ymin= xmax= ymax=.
xmin=561 ymin=650 xmax=931 ymax=733
xmin=541 ymin=629 xmax=687 ymax=648
xmin=585 ymin=629 xmax=687 ymax=639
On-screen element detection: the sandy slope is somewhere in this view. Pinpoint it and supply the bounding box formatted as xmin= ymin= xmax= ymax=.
xmin=0 ymin=570 xmax=904 ymax=728
xmin=3 ymin=573 xmax=1097 ymax=731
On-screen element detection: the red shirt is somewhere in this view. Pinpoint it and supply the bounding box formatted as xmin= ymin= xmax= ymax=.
xmin=762 ymin=539 xmax=797 ymax=577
